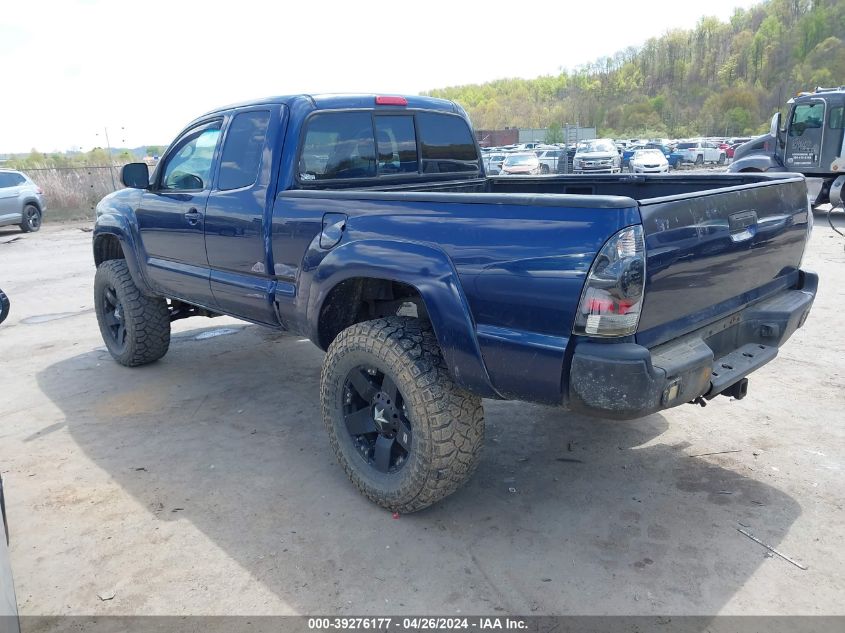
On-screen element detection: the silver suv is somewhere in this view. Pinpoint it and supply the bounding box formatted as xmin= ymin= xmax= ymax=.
xmin=0 ymin=169 xmax=45 ymax=233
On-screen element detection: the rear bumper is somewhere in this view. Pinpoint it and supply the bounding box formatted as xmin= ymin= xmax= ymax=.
xmin=567 ymin=271 xmax=817 ymax=420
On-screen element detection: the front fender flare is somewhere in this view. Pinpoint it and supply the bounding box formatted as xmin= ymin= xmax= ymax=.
xmin=727 ymin=154 xmax=782 ymax=173
xmin=92 ymin=214 xmax=153 ymax=296
xmin=307 ymin=239 xmax=499 ymax=398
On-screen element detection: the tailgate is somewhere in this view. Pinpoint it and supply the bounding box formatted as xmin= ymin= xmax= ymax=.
xmin=636 ymin=176 xmax=810 ymax=347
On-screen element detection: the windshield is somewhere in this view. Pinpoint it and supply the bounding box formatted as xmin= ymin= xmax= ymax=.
xmin=505 ymin=154 xmax=537 ymax=165
xmin=579 ymin=140 xmax=615 ymax=153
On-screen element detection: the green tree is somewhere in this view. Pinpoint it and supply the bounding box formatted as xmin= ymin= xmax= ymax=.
xmin=545 ymin=122 xmax=564 ymax=144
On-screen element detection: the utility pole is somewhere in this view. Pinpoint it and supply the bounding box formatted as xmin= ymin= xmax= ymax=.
xmin=103 ymin=127 xmax=117 ymax=190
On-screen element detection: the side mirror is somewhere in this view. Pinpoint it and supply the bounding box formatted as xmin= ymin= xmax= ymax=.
xmin=120 ymin=163 xmax=150 ymax=189
xmin=770 ymin=112 xmax=785 ymax=147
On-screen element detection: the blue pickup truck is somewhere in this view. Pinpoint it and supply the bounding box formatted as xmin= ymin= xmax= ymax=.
xmin=93 ymin=94 xmax=817 ymax=512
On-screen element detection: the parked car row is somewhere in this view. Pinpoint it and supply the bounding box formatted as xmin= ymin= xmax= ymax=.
xmin=482 ymin=134 xmax=751 ymax=176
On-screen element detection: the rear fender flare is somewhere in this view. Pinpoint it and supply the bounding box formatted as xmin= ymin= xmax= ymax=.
xmin=307 ymin=239 xmax=498 ymax=397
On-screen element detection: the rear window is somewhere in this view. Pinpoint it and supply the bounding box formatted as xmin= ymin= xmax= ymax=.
xmin=677 ymin=142 xmax=696 ymax=149
xmin=375 ymin=115 xmax=418 ymax=174
xmin=298 ymin=110 xmax=479 ymax=181
xmin=505 ymin=154 xmax=537 ymax=165
xmin=416 ymin=112 xmax=480 ymax=174
xmin=300 ymin=112 xmax=376 ymax=180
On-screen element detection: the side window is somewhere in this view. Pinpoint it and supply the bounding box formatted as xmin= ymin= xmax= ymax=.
xmin=374 ymin=115 xmax=418 ymax=174
xmin=0 ymin=173 xmax=23 ymax=188
xmin=829 ymin=106 xmax=844 ymax=130
xmin=218 ymin=111 xmax=271 ymax=191
xmin=160 ymin=123 xmax=222 ymax=191
xmin=300 ymin=112 xmax=375 ymax=180
xmin=416 ymin=113 xmax=480 ymax=173
xmin=789 ymin=103 xmax=825 ymax=136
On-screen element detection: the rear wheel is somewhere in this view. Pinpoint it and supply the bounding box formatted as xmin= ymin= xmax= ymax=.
xmin=718 ymin=153 xmax=726 ymax=165
xmin=94 ymin=260 xmax=170 ymax=366
xmin=694 ymin=154 xmax=704 ymax=166
xmin=540 ymin=164 xmax=550 ymax=174
xmin=321 ymin=317 xmax=484 ymax=512
xmin=19 ymin=204 xmax=41 ymax=233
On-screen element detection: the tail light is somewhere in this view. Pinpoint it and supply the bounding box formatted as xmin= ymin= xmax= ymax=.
xmin=375 ymin=95 xmax=408 ymax=106
xmin=573 ymin=225 xmax=646 ymax=337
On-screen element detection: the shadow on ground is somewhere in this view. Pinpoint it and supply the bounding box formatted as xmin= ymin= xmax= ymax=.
xmin=35 ymin=324 xmax=800 ymax=615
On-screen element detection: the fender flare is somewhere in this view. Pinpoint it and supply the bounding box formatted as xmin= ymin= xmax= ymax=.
xmin=727 ymin=154 xmax=782 ymax=173
xmin=92 ymin=213 xmax=153 ymax=296
xmin=306 ymin=239 xmax=499 ymax=398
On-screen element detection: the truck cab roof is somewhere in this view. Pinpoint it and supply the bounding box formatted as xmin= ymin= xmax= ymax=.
xmin=197 ymin=93 xmax=461 ymax=119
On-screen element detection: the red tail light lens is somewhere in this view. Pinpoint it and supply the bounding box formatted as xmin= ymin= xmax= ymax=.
xmin=573 ymin=225 xmax=646 ymax=337
xmin=375 ymin=96 xmax=408 ymax=106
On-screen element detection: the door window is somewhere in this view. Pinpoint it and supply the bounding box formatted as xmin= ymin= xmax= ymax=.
xmin=789 ymin=103 xmax=825 ymax=137
xmin=160 ymin=123 xmax=222 ymax=191
xmin=218 ymin=111 xmax=271 ymax=190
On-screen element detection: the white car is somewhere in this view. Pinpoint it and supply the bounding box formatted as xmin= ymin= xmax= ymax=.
xmin=484 ymin=153 xmax=508 ymax=175
xmin=500 ymin=153 xmax=542 ymax=175
xmin=535 ymin=148 xmax=563 ymax=173
xmin=628 ymin=149 xmax=669 ymax=173
xmin=675 ymin=140 xmax=726 ymax=165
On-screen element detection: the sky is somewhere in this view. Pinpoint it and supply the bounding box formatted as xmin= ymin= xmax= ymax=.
xmin=0 ymin=0 xmax=760 ymax=153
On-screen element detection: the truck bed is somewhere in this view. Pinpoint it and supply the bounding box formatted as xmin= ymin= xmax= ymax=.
xmin=278 ymin=172 xmax=810 ymax=405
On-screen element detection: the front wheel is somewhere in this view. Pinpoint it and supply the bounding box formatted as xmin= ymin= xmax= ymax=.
xmin=321 ymin=317 xmax=484 ymax=513
xmin=94 ymin=260 xmax=171 ymax=366
xmin=0 ymin=288 xmax=9 ymax=325
xmin=19 ymin=204 xmax=41 ymax=233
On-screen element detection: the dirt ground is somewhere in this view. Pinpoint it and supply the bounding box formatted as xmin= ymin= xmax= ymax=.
xmin=0 ymin=215 xmax=843 ymax=617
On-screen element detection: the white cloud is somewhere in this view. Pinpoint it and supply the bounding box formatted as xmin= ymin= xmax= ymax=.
xmin=0 ymin=0 xmax=759 ymax=152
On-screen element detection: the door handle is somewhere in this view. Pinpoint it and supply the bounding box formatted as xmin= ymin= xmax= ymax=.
xmin=184 ymin=208 xmax=202 ymax=225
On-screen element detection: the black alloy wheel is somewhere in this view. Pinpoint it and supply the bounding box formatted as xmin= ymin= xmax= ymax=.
xmin=21 ymin=205 xmax=41 ymax=232
xmin=101 ymin=283 xmax=128 ymax=353
xmin=343 ymin=365 xmax=412 ymax=474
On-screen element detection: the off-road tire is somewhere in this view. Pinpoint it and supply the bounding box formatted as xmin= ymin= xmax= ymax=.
xmin=94 ymin=259 xmax=170 ymax=367
xmin=321 ymin=317 xmax=484 ymax=513
xmin=19 ymin=204 xmax=41 ymax=233
xmin=0 ymin=288 xmax=9 ymax=325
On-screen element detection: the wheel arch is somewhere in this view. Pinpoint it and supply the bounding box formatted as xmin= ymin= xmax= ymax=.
xmin=21 ymin=197 xmax=42 ymax=212
xmin=92 ymin=219 xmax=153 ymax=296
xmin=307 ymin=239 xmax=499 ymax=398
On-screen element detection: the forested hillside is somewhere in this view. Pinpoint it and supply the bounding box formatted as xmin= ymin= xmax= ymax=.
xmin=426 ymin=0 xmax=845 ymax=138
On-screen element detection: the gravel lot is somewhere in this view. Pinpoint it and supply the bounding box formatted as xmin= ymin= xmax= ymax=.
xmin=0 ymin=214 xmax=843 ymax=617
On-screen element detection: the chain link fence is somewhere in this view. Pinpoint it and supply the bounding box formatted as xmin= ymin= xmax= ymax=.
xmin=22 ymin=165 xmax=127 ymax=221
